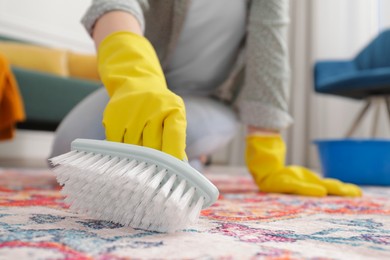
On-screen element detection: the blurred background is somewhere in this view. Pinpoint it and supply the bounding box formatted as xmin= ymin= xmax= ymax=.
xmin=0 ymin=0 xmax=389 ymax=169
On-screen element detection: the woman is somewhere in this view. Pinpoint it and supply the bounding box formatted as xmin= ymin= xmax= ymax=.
xmin=51 ymin=0 xmax=361 ymax=197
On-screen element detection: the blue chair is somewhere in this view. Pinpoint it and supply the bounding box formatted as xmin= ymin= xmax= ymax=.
xmin=314 ymin=29 xmax=390 ymax=137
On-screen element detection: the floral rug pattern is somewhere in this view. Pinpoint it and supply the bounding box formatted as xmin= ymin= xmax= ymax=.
xmin=0 ymin=168 xmax=390 ymax=259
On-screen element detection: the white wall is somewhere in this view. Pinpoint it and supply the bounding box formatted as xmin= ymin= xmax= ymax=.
xmin=379 ymin=0 xmax=390 ymax=31
xmin=0 ymin=0 xmax=94 ymax=53
xmin=0 ymin=131 xmax=54 ymax=162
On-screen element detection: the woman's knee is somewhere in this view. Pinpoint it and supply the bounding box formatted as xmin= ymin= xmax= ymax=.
xmin=50 ymin=88 xmax=108 ymax=158
xmin=183 ymin=96 xmax=239 ymax=159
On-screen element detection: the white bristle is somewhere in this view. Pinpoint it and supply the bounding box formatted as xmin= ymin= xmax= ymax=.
xmin=49 ymin=149 xmax=207 ymax=233
xmin=49 ymin=150 xmax=78 ymax=165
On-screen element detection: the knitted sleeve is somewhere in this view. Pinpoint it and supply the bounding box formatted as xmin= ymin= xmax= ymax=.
xmin=237 ymin=0 xmax=293 ymax=130
xmin=81 ymin=0 xmax=147 ymax=35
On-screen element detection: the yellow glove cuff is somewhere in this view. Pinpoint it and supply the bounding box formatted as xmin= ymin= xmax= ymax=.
xmin=245 ymin=135 xmax=286 ymax=183
xmin=98 ymin=31 xmax=166 ymax=96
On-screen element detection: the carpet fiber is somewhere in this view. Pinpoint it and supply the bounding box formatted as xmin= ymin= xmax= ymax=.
xmin=0 ymin=168 xmax=390 ymax=259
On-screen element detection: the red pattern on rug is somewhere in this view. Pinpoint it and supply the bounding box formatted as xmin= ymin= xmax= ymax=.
xmin=1 ymin=168 xmax=390 ymax=259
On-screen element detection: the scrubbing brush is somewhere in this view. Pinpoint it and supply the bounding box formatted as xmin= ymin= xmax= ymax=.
xmin=49 ymin=138 xmax=219 ymax=233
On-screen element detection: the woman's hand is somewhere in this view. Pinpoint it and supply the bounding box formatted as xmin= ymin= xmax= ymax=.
xmin=98 ymin=31 xmax=187 ymax=160
xmin=245 ymin=135 xmax=362 ymax=197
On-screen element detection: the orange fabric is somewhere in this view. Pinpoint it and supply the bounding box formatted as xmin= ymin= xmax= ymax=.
xmin=0 ymin=53 xmax=25 ymax=140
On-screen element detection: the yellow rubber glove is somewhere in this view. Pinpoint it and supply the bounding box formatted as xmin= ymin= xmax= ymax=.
xmin=245 ymin=135 xmax=362 ymax=197
xmin=98 ymin=31 xmax=187 ymax=160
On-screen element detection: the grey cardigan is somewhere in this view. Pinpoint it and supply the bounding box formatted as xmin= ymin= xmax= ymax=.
xmin=82 ymin=0 xmax=292 ymax=130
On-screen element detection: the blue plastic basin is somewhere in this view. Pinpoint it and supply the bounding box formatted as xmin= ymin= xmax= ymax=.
xmin=314 ymin=139 xmax=390 ymax=186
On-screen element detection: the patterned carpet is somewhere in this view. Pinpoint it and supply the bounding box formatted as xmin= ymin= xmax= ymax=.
xmin=1 ymin=167 xmax=390 ymax=259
